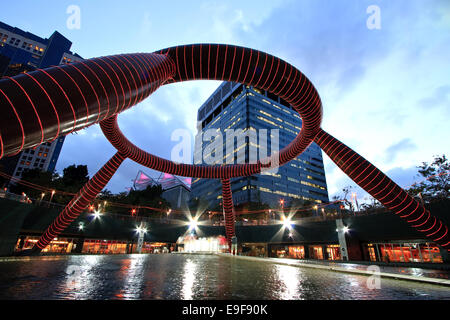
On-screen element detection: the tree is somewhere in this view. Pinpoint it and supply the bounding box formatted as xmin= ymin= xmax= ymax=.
xmin=52 ymin=164 xmax=89 ymax=204
xmin=408 ymin=154 xmax=450 ymax=203
xmin=359 ymin=196 xmax=383 ymax=213
xmin=9 ymin=168 xmax=56 ymax=199
xmin=333 ymin=185 xmax=356 ymax=212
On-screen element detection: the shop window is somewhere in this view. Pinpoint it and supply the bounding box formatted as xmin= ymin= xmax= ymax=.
xmin=310 ymin=245 xmax=324 ymax=260
xmin=326 ymin=245 xmax=341 ymax=260
xmin=376 ymin=242 xmax=443 ymax=263
xmin=365 ymin=244 xmax=378 ymax=262
xmin=288 ymin=246 xmax=305 ymax=259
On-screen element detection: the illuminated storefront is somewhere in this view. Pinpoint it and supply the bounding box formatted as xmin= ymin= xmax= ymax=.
xmin=309 ymin=245 xmax=324 ymax=260
xmin=15 ymin=236 xmax=172 ymax=255
xmin=177 ymin=235 xmax=229 ymax=253
xmin=326 ymin=244 xmax=341 ymax=260
xmin=241 ymin=243 xmax=267 ymax=257
xmin=270 ymin=244 xmax=342 ymax=260
xmin=82 ymin=239 xmax=172 ymax=254
xmin=129 ymin=242 xmax=171 ymax=254
xmin=82 ymin=239 xmax=128 ymax=254
xmin=363 ymin=242 xmax=443 ymax=263
xmin=288 ymin=246 xmax=305 ymax=259
xmin=15 ymin=236 xmax=75 ymax=253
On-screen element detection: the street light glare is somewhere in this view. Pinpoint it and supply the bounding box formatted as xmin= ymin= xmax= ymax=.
xmin=282 ymin=217 xmax=293 ymax=229
xmin=92 ymin=210 xmax=102 ymax=219
xmin=189 ymin=219 xmax=198 ymax=230
xmin=136 ymin=227 xmax=147 ymax=234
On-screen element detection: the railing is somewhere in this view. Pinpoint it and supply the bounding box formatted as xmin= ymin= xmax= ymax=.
xmin=2 ymin=189 xmax=431 ymax=227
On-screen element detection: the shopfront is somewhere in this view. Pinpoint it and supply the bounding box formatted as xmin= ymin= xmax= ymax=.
xmin=241 ymin=243 xmax=267 ymax=257
xmin=326 ymin=244 xmax=341 ymax=260
xmin=15 ymin=236 xmax=75 ymax=253
xmin=309 ymin=245 xmax=324 ymax=260
xmin=288 ymin=246 xmax=305 ymax=259
xmin=82 ymin=239 xmax=128 ymax=254
xmin=130 ymin=242 xmax=172 ymax=253
xmin=363 ymin=242 xmax=444 ymax=263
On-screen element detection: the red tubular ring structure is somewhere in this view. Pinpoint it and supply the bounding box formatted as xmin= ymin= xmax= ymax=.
xmin=314 ymin=129 xmax=450 ymax=248
xmin=0 ymin=43 xmax=448 ymax=252
xmin=35 ymin=152 xmax=126 ymax=249
xmin=221 ymin=179 xmax=235 ymax=252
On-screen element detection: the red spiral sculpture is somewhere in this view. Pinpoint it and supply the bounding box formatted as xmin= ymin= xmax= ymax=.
xmin=0 ymin=44 xmax=447 ymax=253
xmin=221 ymin=179 xmax=235 ymax=250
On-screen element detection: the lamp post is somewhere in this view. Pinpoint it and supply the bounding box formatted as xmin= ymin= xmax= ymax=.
xmin=47 ymin=190 xmax=55 ymax=207
xmin=39 ymin=192 xmax=45 ymax=205
xmin=135 ymin=223 xmax=148 ymax=254
xmin=279 ymin=199 xmax=284 ymax=220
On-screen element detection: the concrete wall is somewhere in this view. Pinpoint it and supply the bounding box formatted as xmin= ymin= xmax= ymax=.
xmin=0 ymin=198 xmax=33 ymax=256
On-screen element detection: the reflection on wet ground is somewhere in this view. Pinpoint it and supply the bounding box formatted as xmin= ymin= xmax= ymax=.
xmin=268 ymin=258 xmax=450 ymax=279
xmin=0 ymin=254 xmax=448 ymax=300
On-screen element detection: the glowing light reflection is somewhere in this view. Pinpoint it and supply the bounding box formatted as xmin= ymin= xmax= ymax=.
xmin=182 ymin=259 xmax=197 ymax=300
xmin=275 ymin=264 xmax=302 ymax=300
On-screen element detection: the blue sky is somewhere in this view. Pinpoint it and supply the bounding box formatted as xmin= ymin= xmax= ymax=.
xmin=1 ymin=0 xmax=449 ymax=202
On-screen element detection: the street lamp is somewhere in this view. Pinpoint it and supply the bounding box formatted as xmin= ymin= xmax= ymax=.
xmin=92 ymin=210 xmax=102 ymax=220
xmin=188 ymin=218 xmax=198 ymax=231
xmin=135 ymin=226 xmax=148 ymax=234
xmin=282 ymin=216 xmax=293 ymax=230
xmin=48 ymin=190 xmax=55 ymax=207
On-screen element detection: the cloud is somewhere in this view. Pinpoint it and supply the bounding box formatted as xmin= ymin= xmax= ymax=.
xmin=49 ymin=0 xmax=449 ymax=198
xmin=385 ymin=138 xmax=417 ymax=163
xmin=384 ymin=166 xmax=421 ymax=189
xmin=418 ymin=85 xmax=450 ymax=110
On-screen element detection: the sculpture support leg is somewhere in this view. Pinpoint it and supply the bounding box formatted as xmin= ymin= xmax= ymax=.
xmin=221 ymin=178 xmax=235 ymax=252
xmin=33 ymin=152 xmax=126 ymax=251
xmin=314 ymin=128 xmax=449 ymax=249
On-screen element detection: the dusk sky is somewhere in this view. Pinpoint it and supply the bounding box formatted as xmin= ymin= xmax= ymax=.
xmin=1 ymin=0 xmax=449 ymax=201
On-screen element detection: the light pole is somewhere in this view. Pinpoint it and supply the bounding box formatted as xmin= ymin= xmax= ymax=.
xmin=47 ymin=190 xmax=55 ymax=207
xmin=279 ymin=199 xmax=284 ymax=220
xmin=39 ymin=192 xmax=45 ymax=205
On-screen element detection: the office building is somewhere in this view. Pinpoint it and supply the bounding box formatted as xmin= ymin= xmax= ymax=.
xmin=0 ymin=21 xmax=83 ymax=181
xmin=190 ymin=82 xmax=329 ymax=208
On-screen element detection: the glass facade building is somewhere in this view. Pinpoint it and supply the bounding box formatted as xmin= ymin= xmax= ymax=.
xmin=190 ymin=82 xmax=329 ymax=208
xmin=0 ymin=21 xmax=83 ymax=181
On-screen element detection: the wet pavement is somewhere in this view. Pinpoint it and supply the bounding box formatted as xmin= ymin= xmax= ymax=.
xmin=267 ymin=257 xmax=450 ymax=279
xmin=0 ymin=254 xmax=449 ymax=300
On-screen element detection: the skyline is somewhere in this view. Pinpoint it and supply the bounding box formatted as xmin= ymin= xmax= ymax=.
xmin=1 ymin=0 xmax=449 ymax=201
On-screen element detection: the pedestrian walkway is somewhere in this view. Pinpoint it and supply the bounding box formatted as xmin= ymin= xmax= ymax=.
xmin=217 ymin=253 xmax=450 ymax=286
